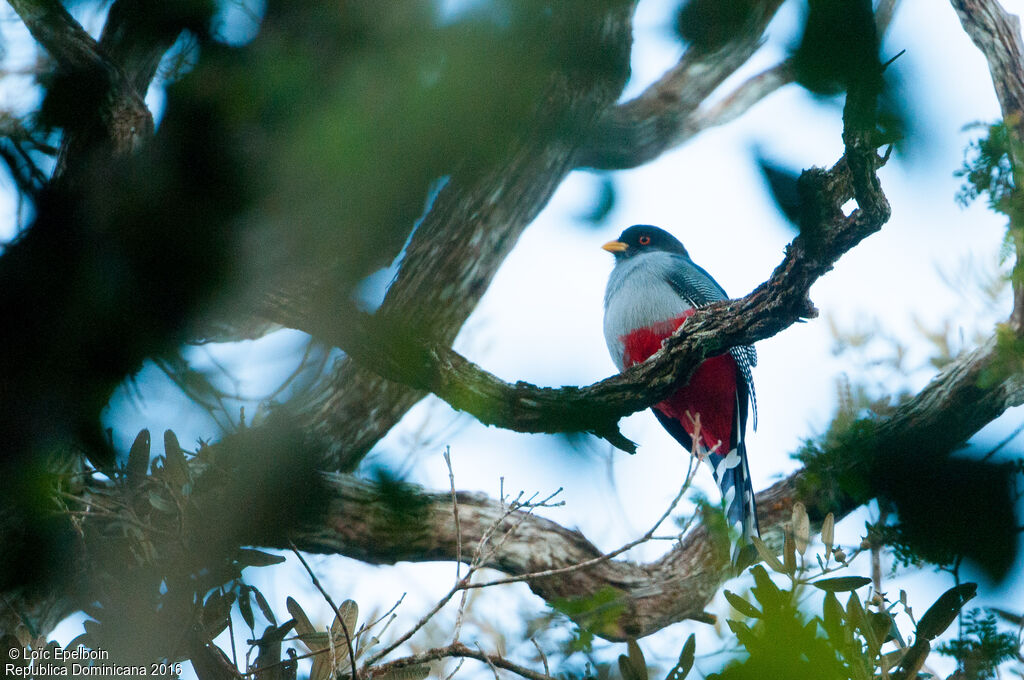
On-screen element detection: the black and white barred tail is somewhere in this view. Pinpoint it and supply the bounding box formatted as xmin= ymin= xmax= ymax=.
xmin=705 ymin=439 xmax=759 ymax=542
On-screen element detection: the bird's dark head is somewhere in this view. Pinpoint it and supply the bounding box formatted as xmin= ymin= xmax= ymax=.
xmin=602 ymin=225 xmax=689 ymax=260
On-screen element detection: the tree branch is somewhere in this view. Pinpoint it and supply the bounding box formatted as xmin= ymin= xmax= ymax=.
xmin=7 ymin=0 xmax=109 ymax=75
xmin=576 ymin=0 xmax=786 ymax=170
xmin=281 ymin=141 xmax=886 ymax=452
xmin=286 ymin=8 xmax=637 ymax=470
xmin=366 ymin=642 xmax=555 ymax=680
xmin=8 ymin=0 xmax=153 ymax=170
xmin=950 ymin=0 xmax=1024 ymax=327
xmin=279 ymin=330 xmax=1024 ymax=642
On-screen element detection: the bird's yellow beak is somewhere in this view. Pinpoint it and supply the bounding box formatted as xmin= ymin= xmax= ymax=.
xmin=602 ymin=240 xmax=628 ymax=253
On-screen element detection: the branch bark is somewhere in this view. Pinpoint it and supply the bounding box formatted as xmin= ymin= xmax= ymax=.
xmin=7 ymin=0 xmax=154 ymax=172
xmin=275 ymin=143 xmax=886 ymax=453
xmin=951 ymin=0 xmax=1024 ymax=327
xmin=278 ymin=331 xmax=1024 ymax=642
xmin=576 ymin=0 xmax=786 ymax=169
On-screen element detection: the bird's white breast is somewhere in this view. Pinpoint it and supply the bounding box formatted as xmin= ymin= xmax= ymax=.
xmin=603 ymin=252 xmax=693 ymax=371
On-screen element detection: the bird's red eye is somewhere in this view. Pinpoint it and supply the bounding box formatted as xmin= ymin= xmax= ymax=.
xmin=638 ymin=235 xmax=651 ymax=245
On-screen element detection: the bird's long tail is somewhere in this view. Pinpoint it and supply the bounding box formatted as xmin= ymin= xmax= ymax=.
xmin=706 ymin=439 xmax=759 ymax=542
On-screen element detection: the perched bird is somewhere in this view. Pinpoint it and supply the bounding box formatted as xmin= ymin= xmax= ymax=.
xmin=602 ymin=225 xmax=759 ymax=543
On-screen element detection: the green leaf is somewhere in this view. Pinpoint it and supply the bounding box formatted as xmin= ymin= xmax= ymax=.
xmin=846 ymin=591 xmax=865 ymax=629
xmin=783 ymin=530 xmax=796 ymax=574
xmin=202 ymin=590 xmax=231 ymax=636
xmin=126 ymin=429 xmax=150 ymax=482
xmin=869 ymin=611 xmax=893 ymax=645
xmin=751 ymin=536 xmax=787 ymax=574
xmin=163 ymin=429 xmax=190 ymax=488
xmin=665 ymin=634 xmax=695 ymax=680
xmin=147 ymin=491 xmax=176 ymax=514
xmin=238 ymin=585 xmax=255 ymax=630
xmin=618 ymin=640 xmax=646 ymax=680
xmin=236 ymin=548 xmax=286 ymax=568
xmin=821 ymin=592 xmax=844 ymax=641
xmin=811 ymin=576 xmax=872 ymax=592
xmin=750 ymin=565 xmax=782 ymax=610
xmin=723 ymin=591 xmax=762 ymax=619
xmin=917 ymin=583 xmax=977 ymax=640
xmin=251 ymin=586 xmax=276 ymax=625
xmin=727 ymin=619 xmax=757 ymax=650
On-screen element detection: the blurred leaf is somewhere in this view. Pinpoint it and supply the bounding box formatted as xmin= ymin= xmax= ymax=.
xmin=617 ymin=639 xmax=646 ymax=680
xmin=749 ymin=565 xmax=782 ymax=611
xmin=236 ymin=548 xmax=286 ymax=568
xmin=868 ymin=611 xmax=893 ymax=646
xmin=126 ymin=429 xmax=151 ymax=482
xmin=724 ymin=591 xmax=761 ymax=619
xmin=791 ymin=0 xmax=880 ymax=97
xmin=147 ymin=491 xmax=177 ymax=514
xmin=310 ymin=654 xmax=331 ymax=680
xmin=726 ymin=619 xmax=757 ymax=650
xmin=751 ymin=536 xmax=787 ymax=574
xmin=821 ymin=592 xmax=844 ymax=641
xmin=917 ymin=583 xmax=977 ymax=641
xmin=287 ymin=596 xmax=320 ymax=650
xmin=551 ymin=586 xmax=626 ymax=652
xmin=238 ymin=585 xmax=255 ymax=630
xmin=666 ymin=633 xmax=696 ymax=680
xmin=676 ymin=0 xmax=762 ymax=52
xmin=820 ymin=512 xmax=835 ymax=559
xmin=163 ymin=429 xmax=189 ymax=488
xmin=846 ymin=591 xmax=865 ymax=629
xmin=251 ymin=586 xmax=276 ymax=625
xmin=755 ymin=154 xmax=802 ymax=227
xmin=870 ymin=448 xmax=1018 ymax=580
xmin=792 ymin=502 xmax=810 ymax=556
xmin=811 ymin=576 xmax=872 ymax=592
xmin=577 ymin=176 xmax=616 ymax=225
xmin=202 ymin=590 xmax=232 ymax=639
xmin=783 ymin=530 xmax=796 ymax=574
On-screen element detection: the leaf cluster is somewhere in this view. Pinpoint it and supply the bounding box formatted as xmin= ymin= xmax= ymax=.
xmin=707 ymin=505 xmax=979 ymax=680
xmin=937 ymin=609 xmax=1021 ymax=679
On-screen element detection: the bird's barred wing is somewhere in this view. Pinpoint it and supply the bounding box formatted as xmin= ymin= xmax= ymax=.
xmin=661 ymin=254 xmax=729 ymax=307
xmin=662 ymin=254 xmax=757 ymax=426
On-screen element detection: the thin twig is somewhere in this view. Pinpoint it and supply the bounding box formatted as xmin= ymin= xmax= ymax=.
xmin=463 ymin=461 xmax=697 ymax=591
xmin=476 ymin=643 xmax=501 ymax=680
xmin=530 ymin=638 xmax=549 ymax=677
xmin=363 ymin=579 xmax=466 ymax=668
xmin=444 ymin=447 xmax=462 ymax=578
xmin=443 ymin=658 xmax=466 ymax=680
xmin=288 ymin=542 xmax=357 ymax=680
xmin=225 ymin=587 xmax=239 ymax=669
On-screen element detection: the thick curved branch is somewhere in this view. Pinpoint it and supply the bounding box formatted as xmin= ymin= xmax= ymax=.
xmin=7 ymin=0 xmax=108 ymax=74
xmin=282 ymin=333 xmax=1024 ymax=642
xmin=576 ymin=0 xmax=786 ymax=170
xmin=289 ymin=144 xmax=886 ymax=452
xmin=287 ymin=9 xmax=637 ymax=470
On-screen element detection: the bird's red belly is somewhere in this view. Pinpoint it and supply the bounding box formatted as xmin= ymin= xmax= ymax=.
xmin=621 ymin=310 xmax=737 ymax=453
